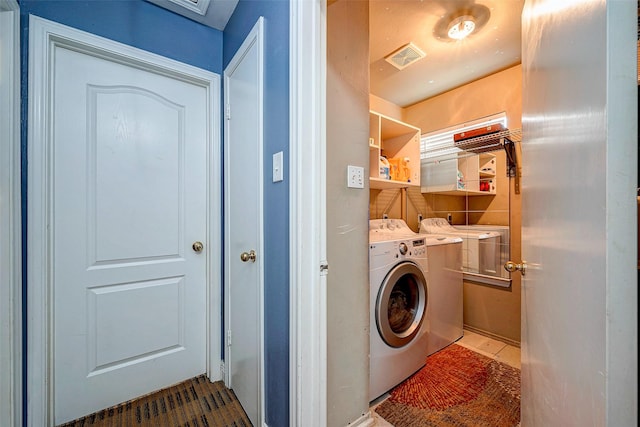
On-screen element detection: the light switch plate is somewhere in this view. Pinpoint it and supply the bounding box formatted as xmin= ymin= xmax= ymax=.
xmin=347 ymin=165 xmax=364 ymax=189
xmin=273 ymin=151 xmax=283 ymax=182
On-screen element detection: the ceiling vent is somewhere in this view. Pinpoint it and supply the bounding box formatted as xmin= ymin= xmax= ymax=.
xmin=384 ymin=43 xmax=426 ymax=70
xmin=167 ymin=0 xmax=211 ymax=16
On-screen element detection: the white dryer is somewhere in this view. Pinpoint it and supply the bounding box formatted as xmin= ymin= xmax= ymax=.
xmin=369 ymin=219 xmax=429 ymax=401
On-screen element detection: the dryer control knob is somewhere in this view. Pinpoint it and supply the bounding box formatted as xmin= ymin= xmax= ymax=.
xmin=398 ymin=242 xmax=408 ymax=255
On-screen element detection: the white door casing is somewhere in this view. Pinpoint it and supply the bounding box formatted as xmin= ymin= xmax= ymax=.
xmin=289 ymin=1 xmax=328 ymax=426
xmin=521 ymin=1 xmax=637 ymax=425
xmin=0 ymin=2 xmax=22 ymax=427
xmin=224 ymin=17 xmax=265 ymax=427
xmin=28 ymin=16 xmax=222 ymax=425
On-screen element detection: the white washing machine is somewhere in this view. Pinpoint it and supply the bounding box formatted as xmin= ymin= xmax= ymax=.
xmin=369 ymin=219 xmax=430 ymax=401
xmin=422 ymin=235 xmax=464 ymax=356
xmin=419 ymin=218 xmax=501 ymax=276
xmin=369 ymin=218 xmax=417 ymax=240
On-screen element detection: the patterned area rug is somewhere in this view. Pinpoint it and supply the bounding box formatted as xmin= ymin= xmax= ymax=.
xmin=58 ymin=375 xmax=252 ymax=427
xmin=375 ymin=344 xmax=520 ymax=427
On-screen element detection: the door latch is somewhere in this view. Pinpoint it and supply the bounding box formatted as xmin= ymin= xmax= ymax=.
xmin=320 ymin=262 xmax=329 ymax=275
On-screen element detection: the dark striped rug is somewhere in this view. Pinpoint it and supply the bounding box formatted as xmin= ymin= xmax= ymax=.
xmin=58 ymin=375 xmax=252 ymax=427
xmin=375 ymin=344 xmax=520 ymax=426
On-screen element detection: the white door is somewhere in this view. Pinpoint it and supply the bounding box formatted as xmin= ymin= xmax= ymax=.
xmin=224 ymin=18 xmax=264 ymax=427
xmin=48 ymin=28 xmax=213 ymax=424
xmin=521 ymin=1 xmax=637 ymax=425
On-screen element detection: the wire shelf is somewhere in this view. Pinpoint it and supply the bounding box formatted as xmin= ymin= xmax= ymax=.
xmin=453 ymin=128 xmax=522 ymax=154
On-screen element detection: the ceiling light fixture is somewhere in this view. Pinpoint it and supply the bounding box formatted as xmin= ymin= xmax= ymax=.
xmin=433 ymin=4 xmax=490 ymax=43
xmin=447 ymin=15 xmax=476 ymax=40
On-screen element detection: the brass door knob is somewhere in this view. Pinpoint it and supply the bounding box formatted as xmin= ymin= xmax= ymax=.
xmin=240 ymin=250 xmax=256 ymax=263
xmin=504 ymin=260 xmax=526 ymax=276
xmin=192 ymin=241 xmax=204 ymax=253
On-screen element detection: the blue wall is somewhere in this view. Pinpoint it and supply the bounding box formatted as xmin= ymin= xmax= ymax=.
xmin=223 ymin=2 xmax=290 ymax=426
xmin=19 ymin=0 xmax=290 ymax=425
xmin=18 ymin=0 xmax=224 ymax=425
xmin=19 ymin=0 xmax=223 ymax=73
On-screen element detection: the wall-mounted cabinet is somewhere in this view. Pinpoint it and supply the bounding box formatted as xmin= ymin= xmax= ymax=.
xmin=421 ymin=152 xmax=497 ymax=196
xmin=369 ymin=111 xmax=421 ymax=190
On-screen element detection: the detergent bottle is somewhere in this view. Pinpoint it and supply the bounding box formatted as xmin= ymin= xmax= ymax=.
xmin=379 ymin=156 xmax=390 ymax=180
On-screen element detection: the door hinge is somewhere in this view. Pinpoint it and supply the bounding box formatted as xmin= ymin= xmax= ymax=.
xmin=227 ymin=329 xmax=232 ymax=347
xmin=220 ymin=361 xmax=225 ymax=379
xmin=320 ymin=261 xmax=329 ymax=276
xmin=225 ymin=103 xmax=231 ymax=120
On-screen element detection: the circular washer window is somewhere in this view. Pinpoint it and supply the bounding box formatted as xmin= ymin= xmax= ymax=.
xmin=375 ymin=262 xmax=427 ymax=348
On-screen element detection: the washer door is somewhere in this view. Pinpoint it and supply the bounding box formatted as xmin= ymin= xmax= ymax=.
xmin=376 ymin=262 xmax=428 ymax=348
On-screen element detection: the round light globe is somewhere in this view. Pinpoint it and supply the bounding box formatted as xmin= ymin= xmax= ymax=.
xmin=447 ymin=15 xmax=476 ymax=40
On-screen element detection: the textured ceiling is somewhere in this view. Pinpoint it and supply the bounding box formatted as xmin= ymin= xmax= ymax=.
xmin=148 ymin=0 xmax=524 ymax=107
xmin=370 ymin=0 xmax=525 ymax=107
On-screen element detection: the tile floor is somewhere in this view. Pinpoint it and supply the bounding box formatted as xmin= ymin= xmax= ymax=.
xmin=455 ymin=330 xmax=521 ymax=369
xmin=370 ymin=329 xmax=521 ymax=426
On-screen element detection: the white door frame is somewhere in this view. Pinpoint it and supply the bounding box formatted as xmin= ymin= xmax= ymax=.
xmin=223 ymin=17 xmax=265 ymax=426
xmin=0 ymin=2 xmax=22 ymax=427
xmin=289 ymin=1 xmax=328 ymax=426
xmin=27 ymin=16 xmax=222 ymax=426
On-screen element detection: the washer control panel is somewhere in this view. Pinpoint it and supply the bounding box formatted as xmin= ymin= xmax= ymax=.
xmin=393 ymin=238 xmax=427 ymax=257
xmin=411 ymin=238 xmax=426 ymax=256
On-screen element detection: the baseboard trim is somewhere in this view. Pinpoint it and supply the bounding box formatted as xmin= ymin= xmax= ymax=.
xmin=346 ymin=411 xmax=375 ymax=427
xmin=463 ymin=325 xmax=521 ymax=348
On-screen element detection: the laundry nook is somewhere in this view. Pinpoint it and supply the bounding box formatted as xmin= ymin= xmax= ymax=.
xmin=323 ymin=0 xmax=636 ymax=425
xmin=328 ymin=0 xmax=528 ymax=424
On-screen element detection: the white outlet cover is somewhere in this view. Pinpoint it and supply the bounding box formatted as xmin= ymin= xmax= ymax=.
xmin=347 ymin=165 xmax=364 ymax=189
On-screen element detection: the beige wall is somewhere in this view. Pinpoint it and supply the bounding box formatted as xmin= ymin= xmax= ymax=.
xmin=403 ymin=65 xmax=522 ymax=132
xmin=369 ymin=94 xmax=402 ymax=120
xmin=326 ymin=1 xmax=371 ymax=425
xmin=404 ymin=65 xmax=523 ymax=343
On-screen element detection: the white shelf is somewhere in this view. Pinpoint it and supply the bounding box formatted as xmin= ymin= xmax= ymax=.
xmin=421 ymin=152 xmax=497 ymax=196
xmin=420 ymin=188 xmax=495 ymax=196
xmin=370 ymin=177 xmax=419 ymax=190
xmin=369 ymin=111 xmax=421 ymax=186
